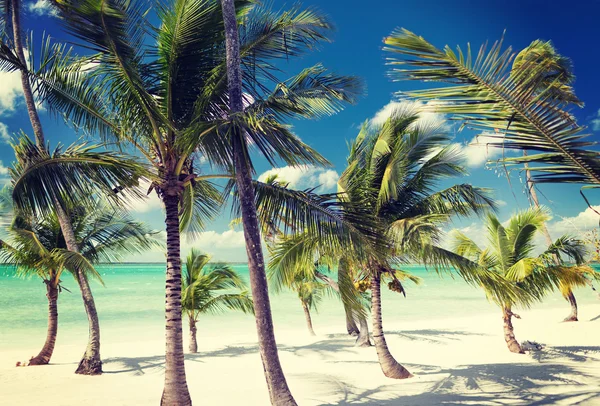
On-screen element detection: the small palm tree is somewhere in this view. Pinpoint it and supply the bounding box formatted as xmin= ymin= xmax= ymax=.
xmin=0 ymin=198 xmax=158 ymax=365
xmin=182 ymin=250 xmax=253 ymax=353
xmin=451 ymin=208 xmax=596 ymax=353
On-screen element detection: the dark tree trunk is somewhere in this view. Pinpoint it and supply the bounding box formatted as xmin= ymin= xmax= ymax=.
xmin=10 ymin=0 xmax=45 ymax=146
xmin=502 ymin=307 xmax=524 ymax=354
xmin=371 ymin=269 xmax=412 ymax=379
xmin=189 ymin=316 xmax=198 ymax=353
xmin=563 ymin=290 xmax=578 ymax=322
xmin=28 ymin=281 xmax=58 ymax=365
xmin=54 ymin=204 xmax=103 ymax=375
xmin=355 ymin=315 xmax=372 ymax=347
xmin=161 ymin=193 xmax=192 ymax=406
xmin=302 ymin=301 xmax=316 ymax=336
xmin=220 ymin=0 xmax=296 ymax=404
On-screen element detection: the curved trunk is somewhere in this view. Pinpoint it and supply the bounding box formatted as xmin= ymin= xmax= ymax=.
xmin=189 ymin=316 xmax=198 ymax=353
xmin=302 ymin=301 xmax=316 ymax=336
xmin=371 ymin=269 xmax=412 ymax=379
xmin=346 ymin=311 xmax=359 ymax=336
xmin=564 ymin=290 xmax=578 ymax=322
xmin=220 ymin=0 xmax=296 ymax=404
xmin=10 ymin=0 xmax=45 ymax=146
xmin=28 ymin=281 xmax=59 ymax=365
xmin=502 ymin=307 xmax=524 ymax=354
xmin=355 ymin=315 xmax=372 ymax=347
xmin=161 ymin=193 xmax=192 ymax=406
xmin=54 ymin=204 xmax=103 ymax=375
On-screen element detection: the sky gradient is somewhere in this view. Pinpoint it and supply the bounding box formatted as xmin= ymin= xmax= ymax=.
xmin=1 ymin=0 xmax=599 ymax=262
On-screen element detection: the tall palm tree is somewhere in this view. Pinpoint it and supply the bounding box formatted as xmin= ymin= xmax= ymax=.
xmin=182 ymin=249 xmax=253 ymax=353
xmin=337 ymin=106 xmax=497 ymax=379
xmin=11 ymin=1 xmax=362 ymax=403
xmin=1 ymin=0 xmax=145 ymax=375
xmin=0 ymin=199 xmax=158 ymax=365
xmin=383 ymin=30 xmax=600 ymax=199
xmin=451 ymin=208 xmax=595 ymax=353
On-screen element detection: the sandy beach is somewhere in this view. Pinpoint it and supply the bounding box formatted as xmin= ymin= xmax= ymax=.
xmin=2 ymin=303 xmax=599 ymax=405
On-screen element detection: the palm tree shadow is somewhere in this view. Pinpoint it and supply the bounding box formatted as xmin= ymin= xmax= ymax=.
xmin=310 ymin=361 xmax=598 ymax=405
xmin=590 ymin=314 xmax=600 ymax=321
xmin=384 ymin=329 xmax=488 ymax=345
xmin=530 ymin=345 xmax=600 ymax=363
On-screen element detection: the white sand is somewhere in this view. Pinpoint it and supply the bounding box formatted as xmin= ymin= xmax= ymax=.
xmin=1 ymin=304 xmax=600 ymax=405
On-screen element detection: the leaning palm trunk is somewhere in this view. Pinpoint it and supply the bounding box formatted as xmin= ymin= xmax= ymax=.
xmin=189 ymin=316 xmax=198 ymax=354
xmin=371 ymin=269 xmax=412 ymax=379
xmin=301 ymin=301 xmax=316 ymax=336
xmin=161 ymin=193 xmax=192 ymax=406
xmin=502 ymin=307 xmax=523 ymax=354
xmin=346 ymin=310 xmax=359 ymax=336
xmin=11 ymin=0 xmax=103 ymax=374
xmin=355 ymin=315 xmax=372 ymax=347
xmin=28 ymin=281 xmax=59 ymax=365
xmin=525 ymin=159 xmax=578 ymax=321
xmin=10 ymin=0 xmax=44 ymax=146
xmin=54 ymin=203 xmax=103 ymax=374
xmin=220 ymin=0 xmax=296 ymax=404
xmin=564 ymin=290 xmax=578 ymax=322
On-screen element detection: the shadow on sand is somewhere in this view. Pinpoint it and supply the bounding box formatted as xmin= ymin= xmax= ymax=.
xmin=101 ymin=332 xmax=600 ymax=405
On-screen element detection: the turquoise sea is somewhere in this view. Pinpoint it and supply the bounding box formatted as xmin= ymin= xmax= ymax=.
xmin=1 ymin=264 xmax=599 ymax=351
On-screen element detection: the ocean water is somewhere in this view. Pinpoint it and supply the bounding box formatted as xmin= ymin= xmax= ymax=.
xmin=1 ymin=263 xmax=599 ymax=350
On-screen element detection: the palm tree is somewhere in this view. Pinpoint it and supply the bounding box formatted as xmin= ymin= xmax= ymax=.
xmin=336 ymin=105 xmax=496 ymax=378
xmin=182 ymin=249 xmax=253 ymax=353
xmin=13 ymin=1 xmax=362 ymax=402
xmin=0 ymin=199 xmax=158 ymax=365
xmin=451 ymin=208 xmax=596 ymax=353
xmin=383 ymin=30 xmax=600 ymax=200
xmin=1 ymin=0 xmax=151 ymax=375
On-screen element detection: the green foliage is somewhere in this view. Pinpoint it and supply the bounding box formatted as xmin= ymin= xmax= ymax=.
xmin=450 ymin=207 xmax=596 ymax=309
xmin=383 ymin=29 xmax=600 ymax=192
xmin=181 ymin=249 xmax=253 ymax=322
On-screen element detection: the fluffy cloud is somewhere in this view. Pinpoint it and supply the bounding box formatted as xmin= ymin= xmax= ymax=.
xmin=458 ymin=133 xmax=504 ymax=168
xmin=370 ymin=100 xmax=449 ymax=131
xmin=591 ymin=109 xmax=600 ymax=132
xmin=258 ymin=165 xmax=339 ymax=192
xmin=0 ymin=123 xmax=9 ymax=142
xmin=191 ymin=229 xmax=246 ymax=249
xmin=0 ymin=161 xmax=8 ymax=175
xmin=0 ymin=70 xmax=23 ymax=114
xmin=547 ymin=206 xmax=600 ymax=237
xmin=27 ymin=0 xmax=58 ymax=16
xmin=123 ymin=180 xmax=163 ymax=213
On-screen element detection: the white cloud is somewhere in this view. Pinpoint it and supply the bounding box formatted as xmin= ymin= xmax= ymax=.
xmin=0 ymin=70 xmax=23 ymax=114
xmin=591 ymin=109 xmax=600 ymax=131
xmin=192 ymin=229 xmax=246 ymax=249
xmin=27 ymin=0 xmax=58 ymax=16
xmin=457 ymin=133 xmax=504 ymax=168
xmin=370 ymin=100 xmax=449 ymax=132
xmin=0 ymin=123 xmax=9 ymax=142
xmin=258 ymin=165 xmax=339 ymax=192
xmin=124 ymin=180 xmax=163 ymax=213
xmin=0 ymin=161 xmax=8 ymax=175
xmin=547 ymin=206 xmax=600 ymax=237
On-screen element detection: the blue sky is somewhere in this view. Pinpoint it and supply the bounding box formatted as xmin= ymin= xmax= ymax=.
xmin=1 ymin=0 xmax=600 ymax=262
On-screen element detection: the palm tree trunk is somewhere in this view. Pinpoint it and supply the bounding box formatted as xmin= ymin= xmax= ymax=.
xmin=161 ymin=193 xmax=192 ymax=406
xmin=502 ymin=307 xmax=523 ymax=354
xmin=346 ymin=310 xmax=359 ymax=336
xmin=12 ymin=0 xmax=102 ymax=374
xmin=338 ymin=263 xmax=359 ymax=336
xmin=189 ymin=316 xmax=198 ymax=353
xmin=355 ymin=315 xmax=372 ymax=347
xmin=54 ymin=203 xmax=103 ymax=375
xmin=10 ymin=0 xmax=45 ymax=146
xmin=302 ymin=301 xmax=316 ymax=336
xmin=28 ymin=281 xmax=58 ymax=365
xmin=220 ymin=1 xmax=296 ymax=404
xmin=564 ymin=290 xmax=578 ymax=322
xmin=525 ymin=155 xmax=579 ymax=321
xmin=371 ymin=269 xmax=412 ymax=379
